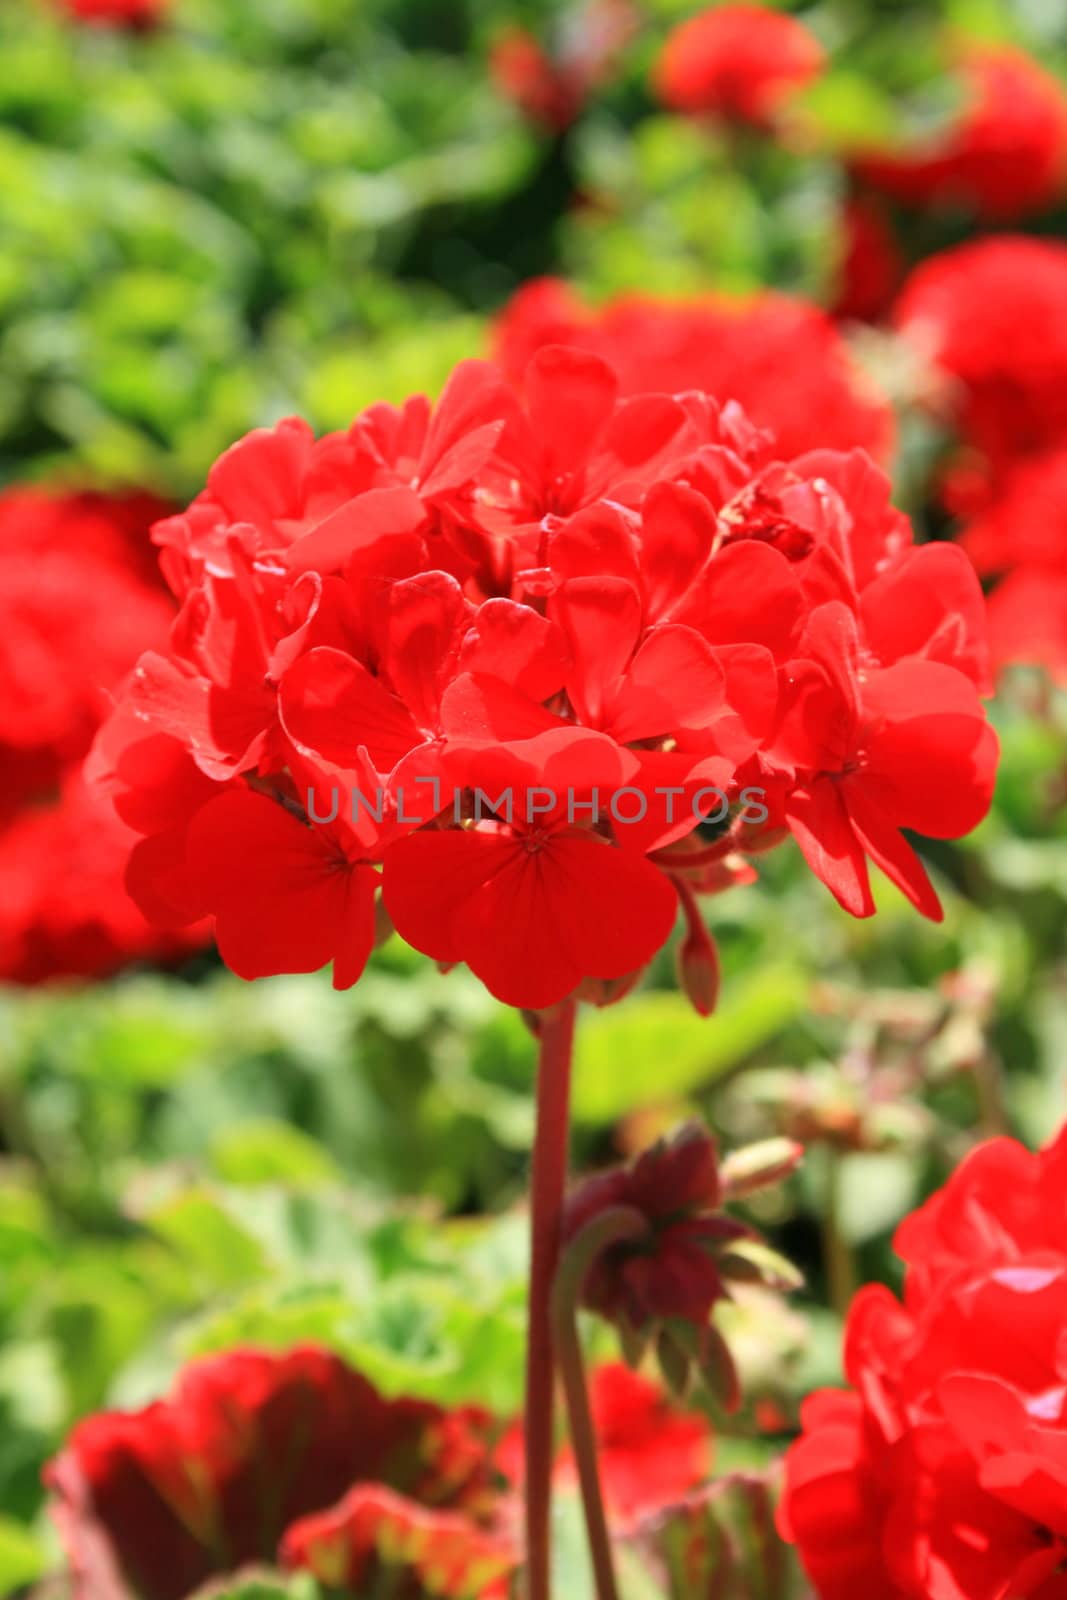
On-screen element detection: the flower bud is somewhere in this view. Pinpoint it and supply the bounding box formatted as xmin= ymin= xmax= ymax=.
xmin=720 ymin=1138 xmax=804 ymax=1200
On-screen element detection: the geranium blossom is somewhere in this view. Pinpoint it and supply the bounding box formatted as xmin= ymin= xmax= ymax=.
xmin=894 ymin=235 xmax=1067 ymax=502
xmin=0 ymin=488 xmax=207 ymax=982
xmin=46 ymin=1346 xmax=498 ymax=1600
xmin=54 ymin=0 xmax=167 ymax=26
xmin=855 ymin=45 xmax=1067 ymax=222
xmin=958 ymin=448 xmax=1067 ymax=684
xmin=45 ymin=1344 xmax=714 ymax=1599
xmin=92 ymin=344 xmax=996 ymax=1008
xmin=779 ymin=1125 xmax=1067 ymax=1599
xmin=653 ymin=4 xmax=825 ymax=127
xmin=492 ymin=278 xmax=894 ymax=463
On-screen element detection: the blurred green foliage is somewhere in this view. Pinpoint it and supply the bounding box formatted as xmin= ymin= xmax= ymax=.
xmin=4 ymin=0 xmax=1064 ymax=497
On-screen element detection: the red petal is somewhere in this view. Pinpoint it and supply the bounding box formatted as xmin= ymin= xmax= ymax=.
xmin=187 ymin=788 xmax=377 ymax=985
xmin=639 ymin=480 xmax=715 ymax=618
xmin=552 ymin=577 xmax=642 ymax=728
xmin=285 ymin=486 xmax=427 ymax=575
xmin=524 ymin=345 xmax=619 ymax=480
xmin=459 ymin=598 xmax=569 ymax=702
xmin=385 ymin=572 xmax=470 ymax=732
xmin=786 ymin=779 xmax=874 ymax=917
xmin=280 ymin=646 xmax=422 ymax=774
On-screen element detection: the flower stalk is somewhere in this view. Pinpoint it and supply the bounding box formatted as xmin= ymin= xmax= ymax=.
xmin=524 ymin=997 xmax=578 ymax=1600
xmin=551 ymin=1206 xmax=650 ymax=1600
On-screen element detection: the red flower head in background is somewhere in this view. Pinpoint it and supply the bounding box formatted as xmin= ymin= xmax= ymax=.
xmin=855 ymin=44 xmax=1067 ymax=223
xmin=654 ymin=4 xmax=825 ymax=128
xmin=0 ymin=489 xmax=206 ymax=983
xmin=92 ymin=339 xmax=996 ymax=1010
xmin=45 ymin=1342 xmax=716 ymax=1599
xmin=492 ymin=278 xmax=894 ymax=464
xmin=55 ymin=0 xmax=167 ymax=27
xmin=959 ymin=449 xmax=1067 ymax=685
xmin=779 ymin=1125 xmax=1067 ymax=1600
xmin=895 ymin=236 xmax=1067 ymax=506
xmin=46 ymin=1345 xmax=501 ymax=1600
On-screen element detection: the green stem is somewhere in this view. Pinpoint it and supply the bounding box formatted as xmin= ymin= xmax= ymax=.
xmin=822 ymin=1145 xmax=855 ymax=1319
xmin=551 ymin=1207 xmax=650 ymax=1600
xmin=524 ymin=998 xmax=578 ymax=1600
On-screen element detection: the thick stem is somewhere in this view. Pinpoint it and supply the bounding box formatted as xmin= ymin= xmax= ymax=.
xmin=524 ymin=998 xmax=578 ymax=1600
xmin=551 ymin=1207 xmax=650 ymax=1600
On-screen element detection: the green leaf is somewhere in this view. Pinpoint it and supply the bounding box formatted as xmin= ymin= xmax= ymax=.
xmin=571 ymin=970 xmax=809 ymax=1125
xmin=0 ymin=1516 xmax=46 ymax=1591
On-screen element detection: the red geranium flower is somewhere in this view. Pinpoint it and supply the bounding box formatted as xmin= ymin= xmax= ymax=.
xmin=779 ymin=1125 xmax=1067 ymax=1600
xmin=955 ymin=448 xmax=1067 ymax=685
xmin=653 ymin=4 xmax=825 ymax=127
xmin=45 ymin=1346 xmax=496 ymax=1600
xmin=895 ymin=236 xmax=1067 ymax=499
xmin=492 ymin=278 xmax=894 ymax=464
xmin=56 ymin=0 xmax=166 ymax=24
xmin=855 ymin=45 xmax=1067 ymax=222
xmin=92 ymin=342 xmax=995 ymax=1007
xmin=0 ymin=487 xmax=213 ymax=983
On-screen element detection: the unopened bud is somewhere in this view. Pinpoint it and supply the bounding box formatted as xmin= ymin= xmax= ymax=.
xmin=720 ymin=1138 xmax=803 ymax=1200
xmin=677 ymin=919 xmax=720 ymax=1018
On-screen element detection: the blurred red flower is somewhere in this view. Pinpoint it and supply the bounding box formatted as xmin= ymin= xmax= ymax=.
xmin=56 ymin=0 xmax=167 ymax=27
xmin=492 ymin=278 xmax=894 ymax=463
xmin=779 ymin=1126 xmax=1067 ymax=1599
xmin=856 ymin=45 xmax=1067 ymax=222
xmin=0 ymin=488 xmax=210 ymax=982
xmin=46 ymin=1343 xmax=721 ymax=1598
xmin=46 ymin=1346 xmax=497 ymax=1600
xmin=957 ymin=448 xmax=1067 ymax=684
xmin=654 ymin=4 xmax=824 ymax=127
xmin=896 ymin=235 xmax=1067 ymax=501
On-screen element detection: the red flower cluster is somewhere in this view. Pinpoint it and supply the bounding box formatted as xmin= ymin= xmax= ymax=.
xmin=855 ymin=45 xmax=1067 ymax=222
xmin=653 ymin=4 xmax=825 ymax=128
xmin=47 ymin=1345 xmax=503 ymax=1600
xmin=0 ymin=489 xmax=206 ymax=983
xmin=493 ymin=278 xmax=895 ymax=463
xmin=94 ymin=347 xmax=996 ymax=1009
xmin=54 ymin=0 xmax=167 ymax=26
xmin=961 ymin=450 xmax=1067 ymax=685
xmin=779 ymin=1125 xmax=1067 ymax=1599
xmin=46 ymin=1345 xmax=711 ymax=1598
xmin=896 ymin=236 xmax=1067 ymax=682
xmin=897 ymin=237 xmax=1067 ymax=495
